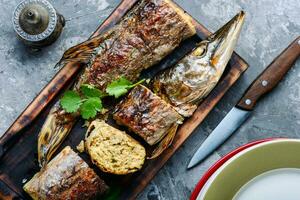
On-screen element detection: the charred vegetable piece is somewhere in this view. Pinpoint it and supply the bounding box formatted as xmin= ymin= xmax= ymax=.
xmin=24 ymin=146 xmax=108 ymax=200
xmin=38 ymin=0 xmax=196 ymax=167
xmin=113 ymin=85 xmax=183 ymax=147
xmin=152 ymin=11 xmax=245 ymax=117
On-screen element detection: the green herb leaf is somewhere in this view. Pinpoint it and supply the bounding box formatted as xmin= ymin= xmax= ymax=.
xmin=60 ymin=78 xmax=144 ymax=120
xmin=106 ymin=77 xmax=145 ymax=98
xmin=80 ymin=84 xmax=106 ymax=98
xmin=106 ymin=77 xmax=132 ymax=98
xmin=80 ymin=97 xmax=102 ymax=119
xmin=60 ymin=91 xmax=82 ymax=113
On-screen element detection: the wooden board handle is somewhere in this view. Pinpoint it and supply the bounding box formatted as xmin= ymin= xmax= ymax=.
xmin=237 ymin=36 xmax=300 ymax=110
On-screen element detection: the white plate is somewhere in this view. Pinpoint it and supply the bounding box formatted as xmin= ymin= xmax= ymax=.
xmin=233 ymin=168 xmax=300 ymax=200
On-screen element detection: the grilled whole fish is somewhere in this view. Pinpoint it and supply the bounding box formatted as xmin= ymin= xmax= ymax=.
xmin=152 ymin=11 xmax=245 ymax=117
xmin=38 ymin=0 xmax=196 ymax=167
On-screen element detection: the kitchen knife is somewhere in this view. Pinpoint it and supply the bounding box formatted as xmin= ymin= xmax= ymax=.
xmin=187 ymin=36 xmax=300 ymax=169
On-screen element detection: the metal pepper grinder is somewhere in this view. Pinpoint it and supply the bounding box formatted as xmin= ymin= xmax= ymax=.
xmin=13 ymin=0 xmax=65 ymax=47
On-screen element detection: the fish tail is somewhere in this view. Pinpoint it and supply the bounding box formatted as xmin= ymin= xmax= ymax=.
xmin=38 ymin=103 xmax=77 ymax=167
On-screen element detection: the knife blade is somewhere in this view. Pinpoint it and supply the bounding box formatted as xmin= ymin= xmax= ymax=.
xmin=187 ymin=36 xmax=300 ymax=169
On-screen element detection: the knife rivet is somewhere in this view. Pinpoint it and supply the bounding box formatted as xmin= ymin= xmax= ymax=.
xmin=262 ymin=80 xmax=268 ymax=87
xmin=245 ymin=99 xmax=252 ymax=105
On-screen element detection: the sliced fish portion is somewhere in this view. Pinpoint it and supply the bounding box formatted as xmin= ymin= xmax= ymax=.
xmin=113 ymin=85 xmax=183 ymax=146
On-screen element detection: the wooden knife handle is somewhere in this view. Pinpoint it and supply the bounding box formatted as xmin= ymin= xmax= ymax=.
xmin=237 ymin=36 xmax=300 ymax=110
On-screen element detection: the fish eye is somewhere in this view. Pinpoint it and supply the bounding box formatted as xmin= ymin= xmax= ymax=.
xmin=193 ymin=41 xmax=208 ymax=57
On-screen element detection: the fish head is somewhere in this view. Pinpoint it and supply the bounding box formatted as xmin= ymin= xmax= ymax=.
xmin=151 ymin=11 xmax=245 ymax=117
xmin=205 ymin=11 xmax=245 ymax=72
xmin=177 ymin=11 xmax=245 ymax=100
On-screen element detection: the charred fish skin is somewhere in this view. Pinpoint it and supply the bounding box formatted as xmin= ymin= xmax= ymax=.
xmin=113 ymin=85 xmax=183 ymax=146
xmin=152 ymin=11 xmax=245 ymax=117
xmin=38 ymin=0 xmax=196 ymax=167
xmin=63 ymin=0 xmax=196 ymax=91
xmin=24 ymin=146 xmax=109 ymax=200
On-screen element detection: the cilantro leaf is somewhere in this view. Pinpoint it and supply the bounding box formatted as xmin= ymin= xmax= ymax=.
xmin=60 ymin=91 xmax=82 ymax=113
xmin=106 ymin=77 xmax=145 ymax=98
xmin=80 ymin=84 xmax=106 ymax=98
xmin=80 ymin=97 xmax=102 ymax=119
xmin=106 ymin=77 xmax=132 ymax=98
xmin=60 ymin=78 xmax=144 ymax=121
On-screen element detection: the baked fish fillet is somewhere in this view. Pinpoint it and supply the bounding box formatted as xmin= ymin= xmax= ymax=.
xmin=24 ymin=146 xmax=108 ymax=200
xmin=152 ymin=11 xmax=245 ymax=117
xmin=38 ymin=0 xmax=196 ymax=167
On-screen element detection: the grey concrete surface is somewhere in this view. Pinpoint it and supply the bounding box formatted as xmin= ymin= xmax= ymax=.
xmin=0 ymin=0 xmax=299 ymax=199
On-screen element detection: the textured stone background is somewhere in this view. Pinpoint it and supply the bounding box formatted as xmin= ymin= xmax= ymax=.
xmin=0 ymin=0 xmax=300 ymax=199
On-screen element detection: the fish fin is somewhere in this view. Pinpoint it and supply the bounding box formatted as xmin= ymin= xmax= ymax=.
xmin=38 ymin=104 xmax=77 ymax=168
xmin=55 ymin=30 xmax=115 ymax=68
xmin=175 ymin=103 xmax=197 ymax=117
xmin=176 ymin=80 xmax=218 ymax=117
xmin=148 ymin=124 xmax=178 ymax=159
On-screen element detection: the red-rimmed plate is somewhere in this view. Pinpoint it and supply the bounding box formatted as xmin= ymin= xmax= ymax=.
xmin=190 ymin=138 xmax=278 ymax=200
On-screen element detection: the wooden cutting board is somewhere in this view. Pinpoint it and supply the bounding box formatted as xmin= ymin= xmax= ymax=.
xmin=0 ymin=0 xmax=248 ymax=199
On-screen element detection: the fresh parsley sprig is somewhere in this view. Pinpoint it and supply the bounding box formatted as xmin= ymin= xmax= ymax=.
xmin=60 ymin=77 xmax=144 ymax=119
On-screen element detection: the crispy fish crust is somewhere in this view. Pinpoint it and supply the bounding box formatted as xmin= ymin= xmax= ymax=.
xmin=38 ymin=0 xmax=196 ymax=167
xmin=113 ymin=85 xmax=183 ymax=146
xmin=85 ymin=120 xmax=146 ymax=175
xmin=76 ymin=0 xmax=196 ymax=90
xmin=24 ymin=146 xmax=108 ymax=200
